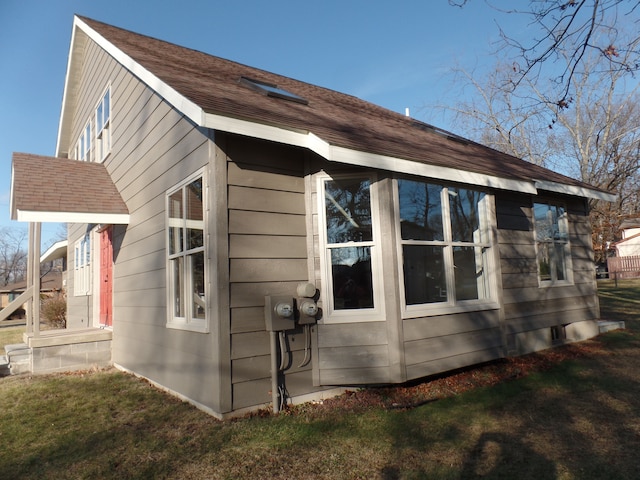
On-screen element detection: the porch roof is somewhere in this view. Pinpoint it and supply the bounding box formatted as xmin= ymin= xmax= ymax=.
xmin=10 ymin=152 xmax=130 ymax=224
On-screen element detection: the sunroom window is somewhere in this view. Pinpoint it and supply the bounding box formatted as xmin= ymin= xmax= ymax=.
xmin=397 ymin=179 xmax=493 ymax=314
xmin=533 ymin=202 xmax=571 ymax=285
xmin=166 ymin=172 xmax=207 ymax=332
xmin=319 ymin=175 xmax=384 ymax=321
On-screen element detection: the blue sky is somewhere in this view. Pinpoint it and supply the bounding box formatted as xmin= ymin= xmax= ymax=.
xmin=0 ymin=0 xmax=518 ymax=248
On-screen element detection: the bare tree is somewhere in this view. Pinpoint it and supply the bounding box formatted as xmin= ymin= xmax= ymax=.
xmin=440 ymin=47 xmax=640 ymax=261
xmin=450 ymin=0 xmax=640 ymax=108
xmin=0 ymin=227 xmax=28 ymax=286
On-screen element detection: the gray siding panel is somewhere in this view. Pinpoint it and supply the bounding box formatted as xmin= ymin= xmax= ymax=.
xmin=222 ymin=134 xmax=324 ymax=411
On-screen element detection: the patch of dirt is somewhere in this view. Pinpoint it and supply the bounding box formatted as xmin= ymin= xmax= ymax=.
xmin=277 ymin=339 xmax=609 ymax=417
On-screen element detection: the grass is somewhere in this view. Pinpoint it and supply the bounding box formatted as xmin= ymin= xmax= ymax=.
xmin=1 ymin=280 xmax=639 ymax=479
xmin=0 ymin=325 xmax=25 ymax=356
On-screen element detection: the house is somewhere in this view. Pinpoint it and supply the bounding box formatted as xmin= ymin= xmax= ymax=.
xmin=613 ymin=218 xmax=640 ymax=257
xmin=0 ymin=240 xmax=67 ymax=322
xmin=9 ymin=16 xmax=615 ymax=418
xmin=606 ymin=218 xmax=640 ymax=279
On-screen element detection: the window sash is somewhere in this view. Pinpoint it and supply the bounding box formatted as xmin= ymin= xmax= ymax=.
xmin=166 ymin=173 xmax=207 ymax=331
xmin=319 ymin=174 xmax=384 ymax=322
xmin=534 ymin=202 xmax=571 ymax=285
xmin=397 ymin=179 xmax=493 ymax=313
xmin=73 ymin=235 xmax=91 ymax=296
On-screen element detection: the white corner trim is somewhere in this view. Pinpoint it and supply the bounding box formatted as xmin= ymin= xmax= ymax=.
xmin=534 ymin=180 xmax=617 ymax=202
xmin=16 ymin=210 xmax=130 ymax=225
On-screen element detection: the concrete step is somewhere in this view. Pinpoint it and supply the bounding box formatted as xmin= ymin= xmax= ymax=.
xmin=0 ymin=355 xmax=9 ymax=377
xmin=4 ymin=343 xmax=31 ymax=375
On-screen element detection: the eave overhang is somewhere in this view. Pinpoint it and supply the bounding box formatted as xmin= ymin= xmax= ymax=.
xmin=10 ymin=153 xmax=130 ymax=225
xmin=68 ymin=15 xmax=615 ymax=203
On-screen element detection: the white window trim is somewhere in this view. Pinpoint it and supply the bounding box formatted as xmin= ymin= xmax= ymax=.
xmin=95 ymin=85 xmax=111 ymax=162
xmin=533 ymin=201 xmax=574 ymax=287
xmin=73 ymin=233 xmax=91 ymax=296
xmin=317 ymin=173 xmax=386 ymax=323
xmin=165 ymin=168 xmax=209 ymax=333
xmin=394 ymin=179 xmax=499 ymax=319
xmin=75 ymin=121 xmax=92 ymax=162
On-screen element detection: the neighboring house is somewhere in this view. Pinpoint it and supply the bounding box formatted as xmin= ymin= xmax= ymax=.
xmin=613 ymin=218 xmax=640 ymax=257
xmin=0 ymin=273 xmax=64 ymax=320
xmin=0 ymin=240 xmax=67 ymax=321
xmin=9 ymin=16 xmax=615 ymax=418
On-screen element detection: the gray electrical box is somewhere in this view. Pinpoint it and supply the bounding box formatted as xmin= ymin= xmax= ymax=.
xmin=264 ymin=295 xmax=296 ymax=331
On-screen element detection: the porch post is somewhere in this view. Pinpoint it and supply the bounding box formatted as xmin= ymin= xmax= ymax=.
xmin=26 ymin=222 xmax=42 ymax=337
xmin=26 ymin=223 xmax=34 ymax=335
xmin=33 ymin=222 xmax=41 ymax=337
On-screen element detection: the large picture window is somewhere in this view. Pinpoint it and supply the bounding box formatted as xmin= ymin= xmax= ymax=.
xmin=319 ymin=175 xmax=384 ymax=321
xmin=533 ymin=202 xmax=571 ymax=285
xmin=167 ymin=172 xmax=207 ymax=331
xmin=397 ymin=179 xmax=493 ymax=314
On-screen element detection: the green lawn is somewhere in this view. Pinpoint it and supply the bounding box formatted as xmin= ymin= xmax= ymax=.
xmin=0 ymin=325 xmax=25 ymax=356
xmin=0 ymin=281 xmax=639 ymax=479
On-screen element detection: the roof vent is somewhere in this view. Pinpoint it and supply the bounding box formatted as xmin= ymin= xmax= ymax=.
xmin=239 ymin=77 xmax=308 ymax=105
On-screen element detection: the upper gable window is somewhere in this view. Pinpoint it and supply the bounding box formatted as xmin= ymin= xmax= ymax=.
xmin=95 ymin=87 xmax=111 ymax=161
xmin=533 ymin=202 xmax=572 ymax=285
xmin=75 ymin=122 xmax=91 ymax=162
xmin=239 ymin=77 xmax=308 ymax=105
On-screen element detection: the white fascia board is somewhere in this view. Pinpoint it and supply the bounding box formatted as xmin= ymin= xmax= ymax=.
xmin=203 ymin=111 xmax=312 ymax=148
xmin=202 ymin=112 xmax=538 ymax=194
xmin=534 ymin=180 xmax=617 ymax=202
xmin=74 ymin=16 xmax=204 ymax=127
xmin=330 ymin=146 xmax=539 ymax=194
xmin=56 ymin=20 xmax=83 ymax=157
xmin=16 ymin=210 xmax=130 ymax=225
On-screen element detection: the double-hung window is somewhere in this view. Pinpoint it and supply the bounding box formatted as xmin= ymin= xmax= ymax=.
xmin=319 ymin=175 xmax=384 ymax=321
xmin=95 ymin=88 xmax=111 ymax=161
xmin=74 ymin=234 xmax=91 ymax=296
xmin=76 ymin=122 xmax=91 ymax=161
xmin=167 ymin=171 xmax=207 ymax=331
xmin=533 ymin=202 xmax=571 ymax=285
xmin=397 ymin=179 xmax=493 ymax=315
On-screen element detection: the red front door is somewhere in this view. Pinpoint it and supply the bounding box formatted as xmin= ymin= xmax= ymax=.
xmin=100 ymin=227 xmax=113 ymax=327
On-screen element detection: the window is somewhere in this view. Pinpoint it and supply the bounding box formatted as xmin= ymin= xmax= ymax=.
xmin=397 ymin=179 xmax=493 ymax=314
xmin=76 ymin=122 xmax=91 ymax=161
xmin=319 ymin=175 xmax=384 ymax=321
xmin=95 ymin=87 xmax=111 ymax=161
xmin=533 ymin=202 xmax=571 ymax=284
xmin=74 ymin=234 xmax=91 ymax=296
xmin=167 ymin=172 xmax=207 ymax=331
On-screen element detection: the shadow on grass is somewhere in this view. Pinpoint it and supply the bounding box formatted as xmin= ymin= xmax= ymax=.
xmin=376 ymin=352 xmax=640 ymax=479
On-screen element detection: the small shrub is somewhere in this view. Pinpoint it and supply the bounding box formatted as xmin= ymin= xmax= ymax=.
xmin=41 ymin=294 xmax=67 ymax=329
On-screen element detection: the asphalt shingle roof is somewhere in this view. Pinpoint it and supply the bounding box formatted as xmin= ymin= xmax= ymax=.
xmin=79 ymin=16 xmax=610 ymax=196
xmin=11 ymin=153 xmax=128 ymax=220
